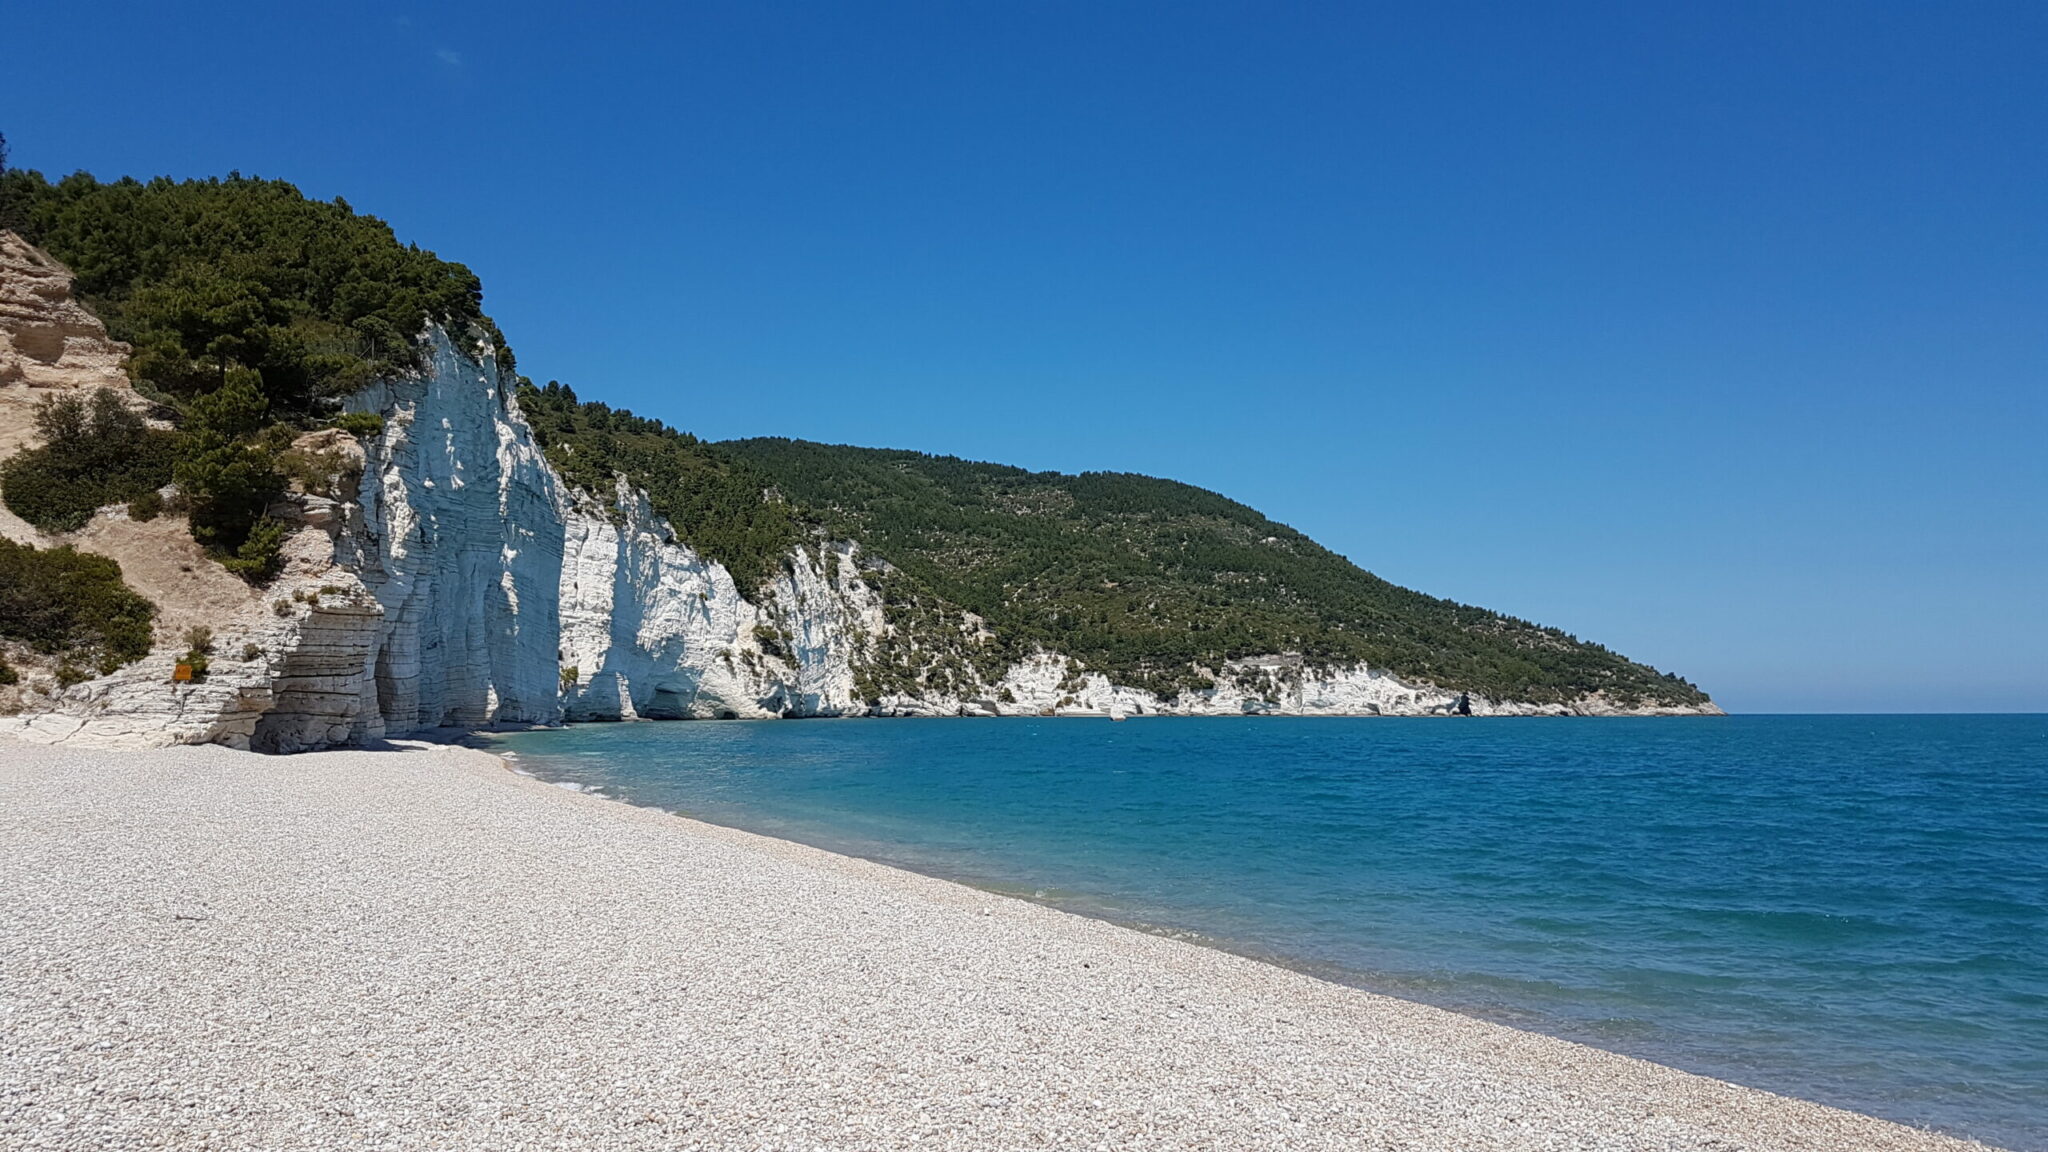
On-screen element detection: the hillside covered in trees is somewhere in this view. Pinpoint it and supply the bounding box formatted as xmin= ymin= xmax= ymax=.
xmin=0 ymin=164 xmax=1706 ymax=710
xmin=715 ymin=439 xmax=1709 ymax=707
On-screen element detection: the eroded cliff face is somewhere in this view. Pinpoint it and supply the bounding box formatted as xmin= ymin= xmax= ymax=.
xmin=555 ymin=478 xmax=888 ymax=722
xmin=0 ymin=233 xmax=133 ymax=456
xmin=321 ymin=334 xmax=567 ymax=742
xmin=1 ymin=325 xmax=904 ymax=748
xmin=0 ymin=310 xmax=1717 ymax=750
xmin=0 ymin=327 xmax=571 ymax=750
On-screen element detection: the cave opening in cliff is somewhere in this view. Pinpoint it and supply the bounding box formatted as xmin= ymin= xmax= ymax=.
xmin=373 ymin=642 xmax=402 ymax=729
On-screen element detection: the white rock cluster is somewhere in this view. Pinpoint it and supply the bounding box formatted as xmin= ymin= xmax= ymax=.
xmin=316 ymin=334 xmax=569 ymax=744
xmin=866 ymin=651 xmax=1707 ymax=720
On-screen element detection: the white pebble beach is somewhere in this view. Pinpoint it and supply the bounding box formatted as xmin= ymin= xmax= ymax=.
xmin=0 ymin=737 xmax=1995 ymax=1151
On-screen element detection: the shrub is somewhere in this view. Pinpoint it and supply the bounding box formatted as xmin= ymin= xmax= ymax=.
xmin=241 ymin=643 xmax=264 ymax=662
xmin=218 ymin=517 xmax=288 ymax=585
xmin=333 ymin=412 xmax=385 ymax=437
xmin=0 ymin=538 xmax=156 ymax=676
xmin=279 ymin=443 xmax=361 ymax=499
xmin=0 ymin=389 xmax=177 ymax=533
xmin=0 ymin=657 xmax=17 ymax=686
xmin=127 ymin=488 xmax=164 ymax=521
xmin=174 ymin=626 xmax=214 ymax=680
xmin=173 ymin=371 xmax=285 ymax=559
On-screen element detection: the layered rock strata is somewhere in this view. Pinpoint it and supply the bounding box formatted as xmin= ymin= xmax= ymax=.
xmin=0 ymin=233 xmax=130 ymax=397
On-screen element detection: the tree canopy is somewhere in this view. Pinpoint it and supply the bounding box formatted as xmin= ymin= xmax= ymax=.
xmin=715 ymin=438 xmax=1710 ymax=706
xmin=0 ymin=168 xmax=513 ymax=580
xmin=0 ymin=169 xmax=510 ymax=419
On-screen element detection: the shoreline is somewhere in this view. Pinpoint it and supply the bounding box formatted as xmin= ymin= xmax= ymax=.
xmin=486 ymin=728 xmax=1583 ymax=1020
xmin=1 ymin=736 xmax=1996 ymax=1150
xmin=0 ymin=705 xmax=1726 ymax=755
xmin=480 ymin=720 xmax=2031 ymax=1146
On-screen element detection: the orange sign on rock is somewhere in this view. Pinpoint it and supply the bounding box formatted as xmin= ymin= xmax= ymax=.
xmin=172 ymin=664 xmax=194 ymax=682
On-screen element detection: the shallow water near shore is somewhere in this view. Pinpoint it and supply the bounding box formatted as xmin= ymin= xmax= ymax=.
xmin=489 ymin=714 xmax=2048 ymax=1149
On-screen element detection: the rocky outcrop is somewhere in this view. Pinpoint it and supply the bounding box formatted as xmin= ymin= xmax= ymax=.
xmin=0 ymin=578 xmax=377 ymax=751
xmin=0 ymin=231 xmax=281 ymax=738
xmin=0 ymin=231 xmax=146 ymax=512
xmin=556 ymin=479 xmax=767 ymax=721
xmin=0 ymin=233 xmax=130 ymax=396
xmin=556 ymin=478 xmax=887 ymax=722
xmin=0 ymin=322 xmax=896 ymax=748
xmin=854 ymin=651 xmax=1716 ymax=720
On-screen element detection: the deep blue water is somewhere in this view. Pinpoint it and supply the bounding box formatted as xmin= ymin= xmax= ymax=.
xmin=489 ymin=715 xmax=2048 ymax=1149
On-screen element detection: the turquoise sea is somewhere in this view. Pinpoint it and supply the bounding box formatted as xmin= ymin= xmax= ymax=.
xmin=489 ymin=715 xmax=2048 ymax=1149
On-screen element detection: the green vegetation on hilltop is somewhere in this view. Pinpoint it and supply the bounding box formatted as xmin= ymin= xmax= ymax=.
xmin=0 ymin=538 xmax=157 ymax=684
xmin=716 ymin=438 xmax=1709 ymax=707
xmin=516 ymin=382 xmax=801 ymax=591
xmin=0 ymin=169 xmax=510 ymax=413
xmin=0 ymin=168 xmax=510 ymax=579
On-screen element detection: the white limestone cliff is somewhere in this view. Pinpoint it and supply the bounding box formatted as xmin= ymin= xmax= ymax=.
xmin=318 ymin=332 xmax=568 ymax=745
xmin=554 ymin=478 xmax=887 ymax=722
xmin=1 ymin=323 xmax=906 ymax=747
xmin=862 ymin=651 xmax=1713 ymax=720
xmin=1 ymin=287 xmax=1717 ymax=749
xmin=0 ymin=323 xmax=571 ymax=750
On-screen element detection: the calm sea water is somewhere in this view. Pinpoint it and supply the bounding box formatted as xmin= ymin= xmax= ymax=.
xmin=489 ymin=715 xmax=2048 ymax=1149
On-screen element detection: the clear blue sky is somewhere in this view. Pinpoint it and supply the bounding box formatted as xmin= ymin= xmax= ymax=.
xmin=10 ymin=1 xmax=2044 ymax=712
